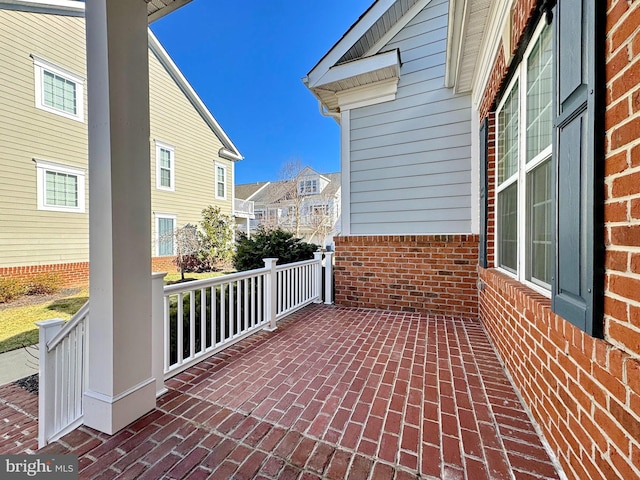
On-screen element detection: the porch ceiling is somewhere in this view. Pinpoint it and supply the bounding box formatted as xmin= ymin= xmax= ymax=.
xmin=147 ymin=0 xmax=192 ymax=22
xmin=2 ymin=305 xmax=562 ymax=478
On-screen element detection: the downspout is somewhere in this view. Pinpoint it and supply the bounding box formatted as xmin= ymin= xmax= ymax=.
xmin=318 ymin=100 xmax=340 ymax=120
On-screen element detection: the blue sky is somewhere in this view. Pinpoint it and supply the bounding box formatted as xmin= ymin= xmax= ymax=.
xmin=151 ymin=0 xmax=373 ymax=185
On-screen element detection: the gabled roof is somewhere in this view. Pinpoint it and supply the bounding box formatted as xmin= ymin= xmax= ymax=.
xmin=241 ymin=172 xmax=341 ymax=206
xmin=303 ymin=0 xmax=434 ymax=114
xmin=235 ymin=182 xmax=271 ymax=201
xmin=0 ymin=0 xmax=242 ymax=161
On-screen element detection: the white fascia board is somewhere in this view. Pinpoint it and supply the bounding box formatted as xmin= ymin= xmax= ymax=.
xmin=0 ymin=0 xmax=83 ymax=15
xmin=444 ymin=0 xmax=467 ymax=89
xmin=471 ymin=0 xmax=513 ymax=106
xmin=336 ymin=77 xmax=399 ymax=111
xmin=306 ymin=0 xmax=398 ymax=87
xmin=148 ymin=31 xmax=244 ymax=162
xmin=364 ymin=0 xmax=434 ymax=57
xmin=312 ymin=49 xmax=400 ymax=89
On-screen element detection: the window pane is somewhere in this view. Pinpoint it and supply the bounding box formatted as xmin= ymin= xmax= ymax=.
xmin=43 ymin=70 xmax=77 ymax=115
xmin=499 ymin=183 xmax=518 ymax=272
xmin=217 ymin=166 xmax=225 ymax=196
xmin=526 ymin=25 xmax=553 ymax=162
xmin=160 ymin=148 xmax=171 ymax=169
xmin=158 ymin=218 xmax=174 ymax=256
xmin=498 ymin=81 xmax=519 ymax=184
xmin=160 ymin=168 xmax=171 ymax=188
xmin=45 ymin=170 xmax=78 ymax=207
xmin=527 ymin=159 xmax=552 ymax=286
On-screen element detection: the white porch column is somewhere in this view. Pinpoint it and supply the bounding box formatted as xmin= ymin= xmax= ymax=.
xmin=83 ymin=0 xmax=156 ymax=434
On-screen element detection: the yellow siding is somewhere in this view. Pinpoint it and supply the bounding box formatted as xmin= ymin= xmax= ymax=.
xmin=0 ymin=8 xmax=237 ymax=268
xmin=0 ymin=10 xmax=89 ymax=267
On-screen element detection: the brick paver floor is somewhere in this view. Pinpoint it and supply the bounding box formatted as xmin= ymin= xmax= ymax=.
xmin=2 ymin=305 xmax=562 ymax=479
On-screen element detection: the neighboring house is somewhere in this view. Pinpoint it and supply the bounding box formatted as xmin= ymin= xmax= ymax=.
xmin=307 ymin=0 xmax=640 ymax=479
xmin=236 ymin=168 xmax=341 ymax=247
xmin=0 ymin=1 xmax=242 ymax=285
xmin=233 ymin=181 xmax=269 ymax=239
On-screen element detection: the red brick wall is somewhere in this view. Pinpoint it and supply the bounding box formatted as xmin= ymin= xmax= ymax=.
xmin=151 ymin=256 xmax=179 ymax=274
xmin=334 ymin=235 xmax=479 ymax=318
xmin=0 ymin=257 xmax=178 ymax=288
xmin=477 ymin=1 xmax=640 ymax=478
xmin=0 ymin=262 xmax=89 ymax=288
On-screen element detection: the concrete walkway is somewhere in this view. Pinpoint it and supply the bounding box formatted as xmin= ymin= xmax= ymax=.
xmin=0 ymin=346 xmax=38 ymax=386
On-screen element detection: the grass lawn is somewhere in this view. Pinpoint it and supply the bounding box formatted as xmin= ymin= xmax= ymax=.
xmin=0 ymin=271 xmax=228 ymax=354
xmin=0 ymin=288 xmax=89 ymax=354
xmin=163 ymin=271 xmax=227 ymax=285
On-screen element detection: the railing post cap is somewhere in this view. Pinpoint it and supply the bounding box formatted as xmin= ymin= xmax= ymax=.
xmin=35 ymin=318 xmax=66 ymax=328
xmin=263 ymin=258 xmax=278 ymax=264
xmin=152 ymin=271 xmax=168 ymax=279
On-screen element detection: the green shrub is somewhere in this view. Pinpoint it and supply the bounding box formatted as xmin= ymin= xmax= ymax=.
xmin=0 ymin=277 xmax=27 ymax=303
xmin=25 ymin=273 xmax=62 ymax=296
xmin=234 ymin=227 xmax=318 ymax=271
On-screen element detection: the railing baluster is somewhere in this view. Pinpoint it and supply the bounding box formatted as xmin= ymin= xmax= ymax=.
xmin=211 ymin=286 xmax=217 ymax=346
xmin=190 ymin=291 xmax=196 ymax=358
xmin=244 ymin=278 xmax=249 ymax=331
xmin=177 ymin=293 xmax=184 ymax=364
xmin=201 ymin=288 xmax=207 ymax=352
xmin=230 ymin=281 xmax=235 ymax=337
xmin=164 ymin=295 xmax=170 ymax=372
xmin=236 ymin=280 xmax=241 ymax=336
xmin=220 ymin=283 xmax=226 ymax=341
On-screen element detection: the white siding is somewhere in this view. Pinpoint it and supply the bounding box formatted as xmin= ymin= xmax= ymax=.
xmin=348 ymin=0 xmax=472 ymax=235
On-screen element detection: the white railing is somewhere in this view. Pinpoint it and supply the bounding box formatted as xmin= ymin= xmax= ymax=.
xmin=37 ymin=251 xmax=334 ymax=447
xmin=36 ymin=301 xmax=89 ymax=448
xmin=162 ymin=252 xmax=332 ymax=378
xmin=234 ymin=198 xmax=255 ymax=218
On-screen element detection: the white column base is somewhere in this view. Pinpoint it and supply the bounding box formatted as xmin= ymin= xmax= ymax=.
xmin=83 ymin=377 xmax=156 ymax=434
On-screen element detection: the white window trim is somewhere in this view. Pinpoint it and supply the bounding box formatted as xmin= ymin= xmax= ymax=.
xmin=32 ymin=54 xmax=84 ymax=122
xmin=155 ymin=213 xmax=177 ymax=257
xmin=34 ymin=158 xmax=86 ymax=213
xmin=155 ymin=141 xmax=175 ymax=192
xmin=495 ymin=20 xmax=552 ymax=299
xmin=215 ymin=162 xmax=227 ymax=200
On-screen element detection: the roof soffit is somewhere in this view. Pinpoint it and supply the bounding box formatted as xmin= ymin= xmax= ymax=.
xmin=445 ymin=0 xmax=508 ymax=97
xmin=0 ymin=0 xmax=192 ymax=20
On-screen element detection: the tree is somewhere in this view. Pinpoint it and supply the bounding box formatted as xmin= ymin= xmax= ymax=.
xmin=174 ymin=224 xmax=201 ymax=280
xmin=265 ymin=159 xmax=306 ymax=237
xmin=200 ymin=205 xmax=235 ymax=270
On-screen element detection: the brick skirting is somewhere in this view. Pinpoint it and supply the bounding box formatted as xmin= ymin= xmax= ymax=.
xmin=334 ymin=235 xmax=479 ymax=318
xmin=0 ymin=257 xmax=179 ymax=288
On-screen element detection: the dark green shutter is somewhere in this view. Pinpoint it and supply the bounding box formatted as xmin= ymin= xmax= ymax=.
xmin=479 ymin=117 xmax=488 ymax=269
xmin=551 ymin=0 xmax=604 ymax=336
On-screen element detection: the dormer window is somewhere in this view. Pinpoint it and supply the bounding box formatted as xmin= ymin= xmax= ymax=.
xmin=299 ymin=179 xmax=318 ymax=195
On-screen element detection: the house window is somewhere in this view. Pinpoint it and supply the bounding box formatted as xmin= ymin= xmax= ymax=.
xmin=299 ymin=179 xmax=318 ymax=195
xmin=35 ymin=159 xmax=86 ymax=213
xmin=496 ymin=21 xmax=552 ymax=292
xmin=33 ymin=55 xmax=84 ymax=122
xmin=156 ymin=214 xmax=176 ymax=256
xmin=216 ymin=164 xmax=226 ymax=199
xmin=156 ymin=141 xmax=175 ymax=191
